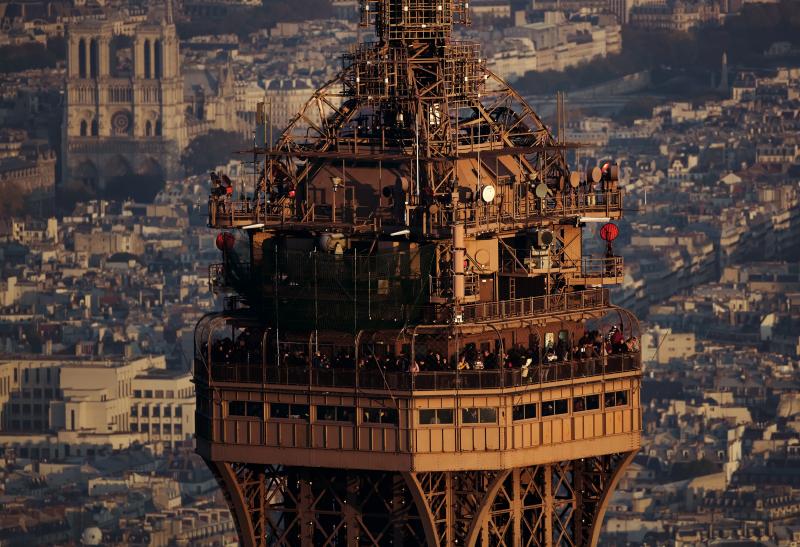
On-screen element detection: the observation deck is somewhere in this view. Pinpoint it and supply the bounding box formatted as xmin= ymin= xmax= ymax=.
xmin=207 ymin=188 xmax=624 ymax=235
xmin=196 ymin=352 xmax=641 ymax=472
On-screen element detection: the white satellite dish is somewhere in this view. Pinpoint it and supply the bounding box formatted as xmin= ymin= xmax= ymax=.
xmin=481 ymin=185 xmax=496 ymax=203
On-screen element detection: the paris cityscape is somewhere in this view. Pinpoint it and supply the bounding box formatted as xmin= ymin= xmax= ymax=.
xmin=1 ymin=0 xmax=800 ymax=544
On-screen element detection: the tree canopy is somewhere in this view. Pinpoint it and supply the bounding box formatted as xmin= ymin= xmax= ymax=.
xmin=180 ymin=130 xmax=251 ymax=176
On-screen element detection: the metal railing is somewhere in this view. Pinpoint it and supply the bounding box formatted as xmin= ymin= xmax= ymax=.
xmin=460 ymin=287 xmax=608 ymax=323
xmin=207 ymin=190 xmax=623 ymax=232
xmin=208 ymin=198 xmax=381 ymax=230
xmin=209 ymin=263 xmax=225 ymax=290
xmin=429 ymin=272 xmax=479 ymax=300
xmin=443 ymin=191 xmax=624 ymax=232
xmin=580 ymin=257 xmax=624 ymax=279
xmin=201 ymin=352 xmax=640 ymax=390
xmin=207 ymin=261 xmax=251 ymax=291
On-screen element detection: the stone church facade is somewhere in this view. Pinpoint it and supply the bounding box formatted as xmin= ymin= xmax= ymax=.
xmin=62 ymin=3 xmax=245 ymax=197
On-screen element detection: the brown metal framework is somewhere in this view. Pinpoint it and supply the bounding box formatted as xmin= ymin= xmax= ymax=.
xmin=198 ymin=1 xmax=640 ymax=545
xmin=207 ymin=452 xmax=635 ymax=547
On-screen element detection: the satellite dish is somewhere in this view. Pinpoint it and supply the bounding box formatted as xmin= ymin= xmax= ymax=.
xmin=475 ymin=248 xmax=490 ymax=267
xmin=534 ymin=183 xmax=549 ymax=199
xmin=82 ymin=527 xmax=103 ymax=546
xmin=599 ymin=223 xmax=620 ymax=242
xmin=532 ymin=229 xmax=553 ymax=249
xmin=569 ymin=172 xmax=581 ymax=188
xmin=481 ymin=185 xmax=496 ymax=203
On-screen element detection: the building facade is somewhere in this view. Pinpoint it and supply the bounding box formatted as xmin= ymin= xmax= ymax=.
xmin=62 ymin=6 xmax=186 ymax=196
xmin=0 ymin=355 xmax=195 ymax=460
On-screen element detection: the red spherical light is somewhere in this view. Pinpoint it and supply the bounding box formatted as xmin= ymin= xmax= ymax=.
xmin=599 ymin=223 xmax=619 ymax=242
xmin=215 ymin=232 xmax=235 ymax=251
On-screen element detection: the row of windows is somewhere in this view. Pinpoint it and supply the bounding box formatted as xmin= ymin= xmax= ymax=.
xmin=9 ymin=387 xmax=59 ymax=401
xmin=18 ymin=368 xmax=58 ymax=385
xmin=81 ymin=119 xmax=162 ymax=136
xmin=228 ymin=403 xmax=400 ymax=425
xmin=6 ymin=420 xmax=47 ymax=432
xmin=8 ymin=403 xmax=49 ymax=415
xmin=133 ymin=389 xmax=192 ymax=399
xmin=130 ymin=405 xmax=183 ymax=418
xmin=131 ymin=423 xmax=183 ymax=435
xmin=513 ymin=390 xmax=629 ymax=422
xmin=225 ymin=391 xmax=631 ymax=427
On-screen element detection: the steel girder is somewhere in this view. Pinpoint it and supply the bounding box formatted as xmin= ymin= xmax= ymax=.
xmin=207 ymin=451 xmax=635 ymax=547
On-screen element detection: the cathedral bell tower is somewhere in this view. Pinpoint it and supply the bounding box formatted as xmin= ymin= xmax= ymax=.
xmin=62 ymin=0 xmax=186 ymax=199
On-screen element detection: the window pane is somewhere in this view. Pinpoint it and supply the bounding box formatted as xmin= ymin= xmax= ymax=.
xmin=438 ymin=409 xmax=453 ymax=424
xmin=525 ymin=403 xmax=537 ymax=419
xmin=554 ymin=400 xmax=568 ymax=414
xmin=462 ymin=408 xmax=479 ymax=424
xmin=479 ymin=408 xmax=497 ymax=423
xmin=383 ymin=408 xmax=398 ymax=424
xmin=318 ymin=405 xmax=336 ymax=421
xmin=229 ymin=401 xmax=246 ymax=416
xmin=365 ymin=408 xmax=398 ymax=424
xmin=290 ymin=404 xmax=309 ymax=420
xmin=513 ymin=405 xmax=525 ymax=421
xmin=270 ymin=403 xmax=289 ymax=418
xmin=586 ymin=395 xmax=600 ymax=410
xmin=617 ymin=391 xmax=628 ymax=405
xmin=542 ymin=401 xmax=555 ymax=416
xmin=338 ymin=406 xmax=355 ymax=423
xmin=246 ymin=402 xmax=264 ymax=418
xmin=419 ymin=409 xmax=436 ymax=424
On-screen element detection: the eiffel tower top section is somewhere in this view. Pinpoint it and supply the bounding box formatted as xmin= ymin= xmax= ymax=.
xmin=361 ymin=0 xmax=472 ymax=43
xmin=345 ymin=0 xmax=485 ymax=110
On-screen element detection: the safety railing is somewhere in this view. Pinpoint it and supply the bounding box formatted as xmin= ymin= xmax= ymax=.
xmin=207 ymin=261 xmax=251 ymax=292
xmin=199 ymin=352 xmax=640 ymax=390
xmin=209 ymin=263 xmax=225 ymax=290
xmin=460 ymin=287 xmax=608 ymax=323
xmin=208 ymin=190 xmax=623 ymax=232
xmin=580 ymin=257 xmax=624 ymax=279
xmin=429 ymin=272 xmax=479 ymax=301
xmin=444 ymin=191 xmax=624 ymax=232
xmin=208 ymin=198 xmax=382 ymax=230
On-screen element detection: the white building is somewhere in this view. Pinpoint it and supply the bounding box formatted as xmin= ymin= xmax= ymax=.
xmin=0 ymin=355 xmax=195 ymax=460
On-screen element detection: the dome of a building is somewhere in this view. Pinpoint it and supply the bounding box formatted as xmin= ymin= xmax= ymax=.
xmin=81 ymin=526 xmax=103 ymax=545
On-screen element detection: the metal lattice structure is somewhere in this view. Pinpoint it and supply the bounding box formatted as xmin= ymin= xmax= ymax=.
xmin=197 ymin=1 xmax=642 ymax=545
xmin=207 ymin=454 xmax=634 ymax=546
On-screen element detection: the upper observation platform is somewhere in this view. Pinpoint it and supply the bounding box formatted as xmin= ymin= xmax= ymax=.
xmin=194 ymin=309 xmax=642 ymax=473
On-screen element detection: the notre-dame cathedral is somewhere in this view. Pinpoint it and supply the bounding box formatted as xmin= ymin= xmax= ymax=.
xmin=62 ymin=1 xmax=245 ymax=199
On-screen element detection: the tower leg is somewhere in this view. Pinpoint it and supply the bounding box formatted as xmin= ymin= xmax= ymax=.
xmin=207 ymin=452 xmax=635 ymax=546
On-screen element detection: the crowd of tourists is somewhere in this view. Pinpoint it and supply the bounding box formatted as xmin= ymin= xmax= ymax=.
xmin=207 ymin=325 xmax=639 ymax=376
